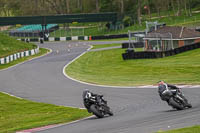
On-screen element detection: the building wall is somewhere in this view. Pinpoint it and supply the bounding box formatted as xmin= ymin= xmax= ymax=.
xmin=145 ymin=40 xmax=148 ymax=50
xmin=195 ymin=38 xmax=200 ymax=43
xmin=178 ymin=40 xmax=185 ymax=47
xmin=146 ymin=38 xmax=199 ymax=51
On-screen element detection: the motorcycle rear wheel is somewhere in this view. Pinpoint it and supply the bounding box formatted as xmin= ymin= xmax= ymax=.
xmin=90 ymin=104 xmax=104 ymax=118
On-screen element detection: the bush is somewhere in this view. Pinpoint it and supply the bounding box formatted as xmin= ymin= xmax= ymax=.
xmin=123 ymin=16 xmax=132 ymax=27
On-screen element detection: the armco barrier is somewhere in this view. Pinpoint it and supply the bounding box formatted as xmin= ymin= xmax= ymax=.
xmin=30 ymin=38 xmax=39 ymax=42
xmin=17 ymin=34 xmax=127 ymax=42
xmin=17 ymin=36 xmax=89 ymax=42
xmin=122 ymin=42 xmax=200 ymax=60
xmin=55 ymin=38 xmax=60 ymax=41
xmin=0 ymin=47 xmax=39 ymax=64
xmin=78 ymin=36 xmax=84 ymax=40
xmin=122 ymin=42 xmax=144 ymax=48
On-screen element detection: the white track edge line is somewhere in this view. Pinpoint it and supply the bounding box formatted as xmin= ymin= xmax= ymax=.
xmin=0 ymin=48 xmax=52 ymax=72
xmin=63 ymin=45 xmax=200 ymax=89
xmin=1 ymin=91 xmax=23 ymax=99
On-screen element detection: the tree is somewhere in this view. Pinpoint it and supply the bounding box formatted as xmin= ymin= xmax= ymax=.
xmin=188 ymin=0 xmax=192 ymax=16
xmin=0 ymin=0 xmax=21 ymax=16
xmin=146 ymin=0 xmax=151 ymax=19
xmin=119 ymin=0 xmax=124 ymax=14
xmin=96 ymin=0 xmax=100 ymax=13
xmin=176 ymin=0 xmax=181 ymax=16
xmin=152 ymin=0 xmax=162 ymax=18
xmin=77 ymin=0 xmax=83 ymax=12
xmin=170 ymin=0 xmax=176 ymax=16
xmin=137 ymin=0 xmax=142 ymax=26
xmin=100 ymin=0 xmax=114 ymax=12
xmin=66 ymin=0 xmax=70 ymax=13
xmin=166 ymin=0 xmax=170 ymax=17
xmin=46 ymin=0 xmax=62 ymax=14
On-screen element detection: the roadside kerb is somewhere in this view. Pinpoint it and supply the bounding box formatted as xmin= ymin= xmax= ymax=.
xmin=0 ymin=47 xmax=39 ymax=65
xmin=0 ymin=91 xmax=92 ymax=133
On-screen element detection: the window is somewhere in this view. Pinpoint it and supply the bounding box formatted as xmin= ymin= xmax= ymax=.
xmin=173 ymin=40 xmax=179 ymax=48
xmin=148 ymin=40 xmax=162 ymax=51
xmin=184 ymin=39 xmax=195 ymax=45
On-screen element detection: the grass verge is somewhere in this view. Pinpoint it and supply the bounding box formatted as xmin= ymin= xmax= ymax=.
xmin=66 ymin=48 xmax=200 ymax=86
xmin=91 ymin=44 xmax=144 ymax=52
xmin=157 ymin=125 xmax=200 ymax=133
xmin=0 ymin=48 xmax=48 ymax=70
xmin=0 ymin=92 xmax=90 ymax=133
xmin=0 ymin=33 xmax=36 ymax=58
xmin=92 ymin=43 xmax=121 ymax=49
xmin=90 ymin=37 xmax=129 ymax=41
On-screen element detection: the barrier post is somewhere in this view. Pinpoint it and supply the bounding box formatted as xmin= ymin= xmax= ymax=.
xmin=89 ymin=36 xmax=92 ymax=40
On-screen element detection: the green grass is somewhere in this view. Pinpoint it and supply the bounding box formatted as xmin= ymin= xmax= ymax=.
xmin=92 ymin=43 xmax=121 ymax=49
xmin=66 ymin=48 xmax=200 ymax=86
xmin=90 ymin=37 xmax=129 ymax=41
xmin=157 ymin=125 xmax=200 ymax=133
xmin=0 ymin=92 xmax=90 ymax=133
xmin=91 ymin=43 xmax=144 ymax=51
xmin=155 ymin=13 xmax=200 ymax=27
xmin=49 ymin=24 xmax=145 ymax=37
xmin=0 ymin=33 xmax=50 ymax=70
xmin=0 ymin=33 xmax=36 ymax=58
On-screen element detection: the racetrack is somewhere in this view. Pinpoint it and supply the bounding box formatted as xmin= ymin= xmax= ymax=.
xmin=0 ymin=41 xmax=200 ymax=133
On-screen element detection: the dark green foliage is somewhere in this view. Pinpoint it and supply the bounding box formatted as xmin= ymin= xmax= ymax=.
xmin=0 ymin=0 xmax=199 ymax=17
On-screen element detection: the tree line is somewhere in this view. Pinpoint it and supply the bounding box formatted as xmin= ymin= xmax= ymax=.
xmin=0 ymin=0 xmax=200 ymax=25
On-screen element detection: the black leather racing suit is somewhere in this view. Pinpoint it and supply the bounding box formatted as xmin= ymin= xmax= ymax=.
xmin=158 ymin=83 xmax=188 ymax=103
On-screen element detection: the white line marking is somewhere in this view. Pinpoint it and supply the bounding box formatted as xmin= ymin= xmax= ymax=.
xmin=62 ymin=45 xmax=200 ymax=89
xmin=62 ymin=46 xmax=157 ymax=88
xmin=1 ymin=91 xmax=23 ymax=99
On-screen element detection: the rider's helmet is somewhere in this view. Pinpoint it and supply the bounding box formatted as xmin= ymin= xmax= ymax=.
xmin=158 ymin=80 xmax=165 ymax=85
xmin=82 ymin=89 xmax=91 ymax=99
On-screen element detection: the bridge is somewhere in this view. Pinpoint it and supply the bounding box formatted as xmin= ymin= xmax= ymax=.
xmin=0 ymin=12 xmax=117 ymax=26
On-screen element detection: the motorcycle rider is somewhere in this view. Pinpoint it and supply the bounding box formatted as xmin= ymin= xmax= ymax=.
xmin=157 ymin=81 xmax=189 ymax=105
xmin=83 ymin=90 xmax=107 ymax=109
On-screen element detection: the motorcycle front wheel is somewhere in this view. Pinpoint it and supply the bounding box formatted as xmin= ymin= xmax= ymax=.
xmin=108 ymin=109 xmax=113 ymax=116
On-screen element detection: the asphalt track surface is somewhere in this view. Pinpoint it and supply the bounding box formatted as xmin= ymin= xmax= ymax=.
xmin=0 ymin=41 xmax=200 ymax=133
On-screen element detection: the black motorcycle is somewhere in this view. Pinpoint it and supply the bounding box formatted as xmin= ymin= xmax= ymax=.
xmin=83 ymin=90 xmax=113 ymax=118
xmin=159 ymin=88 xmax=192 ymax=110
